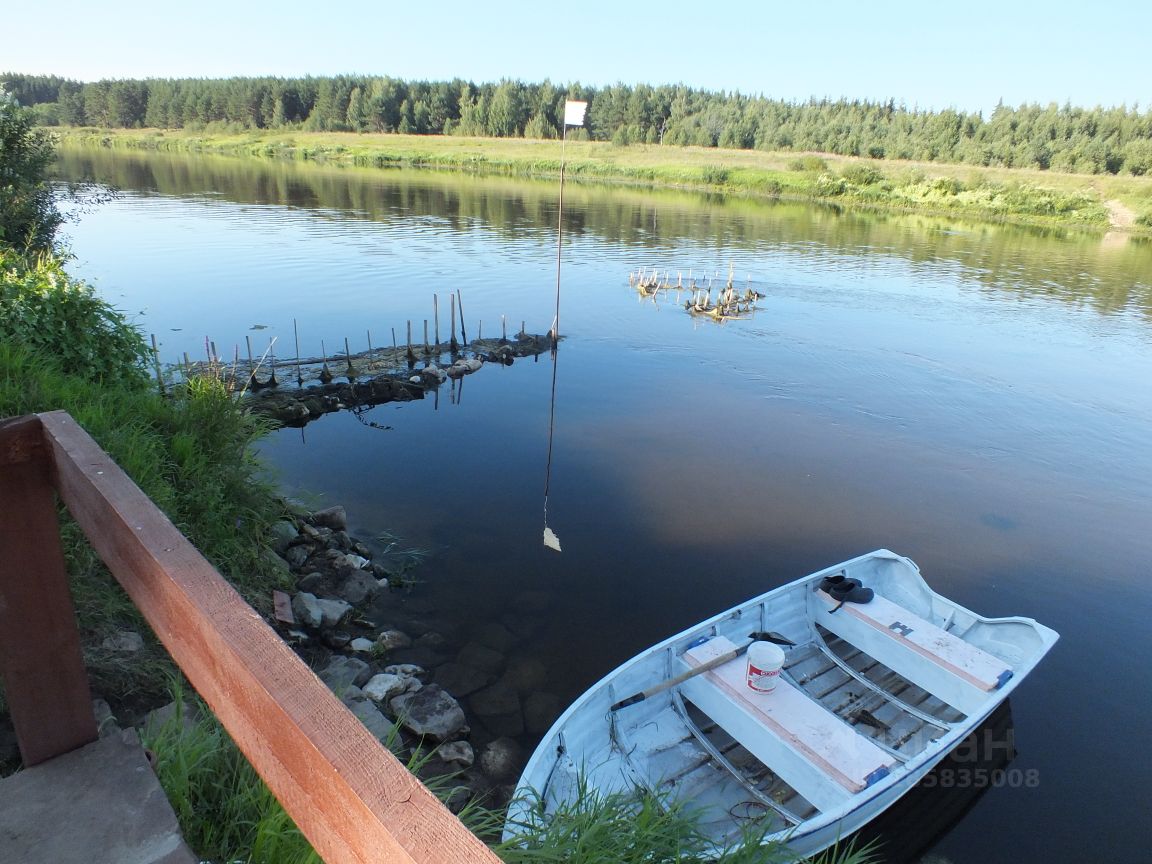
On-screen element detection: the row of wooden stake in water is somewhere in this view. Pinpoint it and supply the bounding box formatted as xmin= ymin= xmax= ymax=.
xmin=149 ymin=290 xmax=532 ymax=394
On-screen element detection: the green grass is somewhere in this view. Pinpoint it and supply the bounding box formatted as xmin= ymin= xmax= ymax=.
xmin=53 ymin=126 xmax=1152 ymax=233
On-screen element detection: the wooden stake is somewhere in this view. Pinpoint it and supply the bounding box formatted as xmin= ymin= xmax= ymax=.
xmin=456 ymin=289 xmax=468 ymax=346
xmin=294 ymin=319 xmax=303 ymax=385
xmin=434 ymin=294 xmax=440 ymax=346
xmin=424 ymin=320 xmax=430 ymax=355
xmin=449 ymin=294 xmax=459 ymax=352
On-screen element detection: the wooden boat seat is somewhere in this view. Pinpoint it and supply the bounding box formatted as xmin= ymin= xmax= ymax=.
xmin=815 ymin=589 xmax=1013 ymax=717
xmin=678 ymin=636 xmax=896 ymax=813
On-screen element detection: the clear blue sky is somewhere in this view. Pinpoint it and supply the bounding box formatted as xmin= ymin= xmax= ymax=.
xmin=6 ymin=0 xmax=1149 ymax=116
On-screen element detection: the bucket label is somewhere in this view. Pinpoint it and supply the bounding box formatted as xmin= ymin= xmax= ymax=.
xmin=747 ymin=662 xmax=780 ymax=693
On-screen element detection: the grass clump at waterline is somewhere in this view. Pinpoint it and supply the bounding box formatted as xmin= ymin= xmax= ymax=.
xmin=55 ymin=126 xmax=1152 ymax=233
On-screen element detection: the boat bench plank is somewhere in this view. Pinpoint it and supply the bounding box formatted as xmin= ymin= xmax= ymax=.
xmin=679 ymin=637 xmax=895 ymax=813
xmin=816 ymin=590 xmax=1012 ymax=716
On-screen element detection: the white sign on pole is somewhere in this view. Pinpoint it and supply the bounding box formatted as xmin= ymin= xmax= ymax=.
xmin=563 ymin=100 xmax=587 ymax=127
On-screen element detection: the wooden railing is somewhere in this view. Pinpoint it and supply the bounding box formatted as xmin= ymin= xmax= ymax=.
xmin=0 ymin=411 xmax=502 ymax=864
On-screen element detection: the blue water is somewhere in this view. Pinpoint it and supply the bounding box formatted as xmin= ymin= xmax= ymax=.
xmin=56 ymin=150 xmax=1152 ymax=863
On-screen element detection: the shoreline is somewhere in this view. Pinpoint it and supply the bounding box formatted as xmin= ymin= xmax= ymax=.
xmin=53 ymin=127 xmax=1152 ymax=235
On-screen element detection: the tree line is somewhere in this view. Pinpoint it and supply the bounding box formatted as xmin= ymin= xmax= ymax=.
xmin=5 ymin=71 xmax=1152 ymax=177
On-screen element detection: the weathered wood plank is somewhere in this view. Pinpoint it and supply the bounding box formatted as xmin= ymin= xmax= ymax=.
xmin=0 ymin=415 xmax=98 ymax=766
xmin=0 ymin=415 xmax=46 ymax=467
xmin=39 ymin=411 xmax=499 ymax=864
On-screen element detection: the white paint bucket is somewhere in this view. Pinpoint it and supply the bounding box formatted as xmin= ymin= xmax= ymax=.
xmin=746 ymin=641 xmax=786 ymax=693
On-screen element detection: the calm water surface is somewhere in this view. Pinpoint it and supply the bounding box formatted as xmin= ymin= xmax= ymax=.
xmin=56 ymin=148 xmax=1152 ymax=863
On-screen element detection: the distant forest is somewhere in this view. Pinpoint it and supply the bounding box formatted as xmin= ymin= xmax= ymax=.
xmin=5 ymin=72 xmax=1152 ymax=176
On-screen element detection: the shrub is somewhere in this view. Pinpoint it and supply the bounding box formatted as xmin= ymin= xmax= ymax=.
xmin=788 ymin=155 xmax=828 ymax=172
xmin=701 ymin=165 xmax=731 ymax=185
xmin=841 ymin=164 xmax=884 ymax=187
xmin=0 ymin=250 xmax=150 ymax=383
xmin=0 ymin=97 xmax=63 ymax=251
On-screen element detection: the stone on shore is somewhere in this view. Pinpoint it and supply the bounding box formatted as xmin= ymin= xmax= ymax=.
xmin=390 ymin=685 xmax=467 ymax=743
xmin=438 ymin=740 xmax=474 ymax=768
xmin=363 ymin=672 xmax=420 ymax=704
xmin=291 ymin=592 xmax=352 ymax=628
xmin=319 ymin=655 xmax=372 ymax=692
xmin=311 ymin=506 xmax=348 ymax=531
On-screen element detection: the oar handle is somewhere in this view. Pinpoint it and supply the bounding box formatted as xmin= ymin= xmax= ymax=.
xmin=608 ymin=631 xmax=794 ymax=713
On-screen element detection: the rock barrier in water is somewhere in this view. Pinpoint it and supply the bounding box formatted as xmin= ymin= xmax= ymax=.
xmin=237 ymin=334 xmax=556 ymax=427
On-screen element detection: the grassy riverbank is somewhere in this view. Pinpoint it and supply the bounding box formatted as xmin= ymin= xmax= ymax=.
xmin=57 ymin=126 xmax=1152 ymax=233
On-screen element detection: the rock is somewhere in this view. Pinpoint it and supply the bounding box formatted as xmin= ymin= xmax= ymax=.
xmin=384 ymin=663 xmax=426 ymax=678
xmin=438 ymin=740 xmax=474 ymax=768
xmin=479 ymin=738 xmax=523 ymax=782
xmin=283 ymin=545 xmax=311 ymax=570
xmin=336 ymin=569 xmax=378 ymax=605
xmin=296 ymin=571 xmax=325 ymax=593
xmin=434 ymin=662 xmax=492 ymax=697
xmin=390 ymin=684 xmax=468 ymax=742
xmin=311 ymin=505 xmax=348 ymax=531
xmin=269 ymin=519 xmax=299 ymax=554
xmin=140 ymin=700 xmax=199 ymax=736
xmin=261 ymin=548 xmax=292 ymax=581
xmin=349 ymin=637 xmax=376 ymax=653
xmin=457 ymin=642 xmax=505 ymax=675
xmin=352 ymin=541 xmax=372 ymax=558
xmin=363 ymin=673 xmax=419 ymax=704
xmin=501 ymin=657 xmax=547 ymax=694
xmin=319 ymin=655 xmax=372 ymax=692
xmin=92 ymin=698 xmax=119 ymax=737
xmin=100 ymin=630 xmax=144 ymax=653
xmin=523 ymin=692 xmax=563 ymax=736
xmin=331 ymin=530 xmax=353 ymax=551
xmin=415 ymin=631 xmax=447 ymax=649
xmin=421 ymin=365 xmax=447 ymax=383
xmin=291 ymin=592 xmax=352 ymax=628
xmin=322 ymin=630 xmax=352 ymax=650
xmin=472 ymin=622 xmax=518 ymax=654
xmin=345 ymin=698 xmax=397 ymax=743
xmin=376 ymin=630 xmax=413 ymax=652
xmin=469 ymin=681 xmax=523 ymax=738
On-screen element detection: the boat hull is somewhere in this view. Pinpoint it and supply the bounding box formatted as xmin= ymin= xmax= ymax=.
xmin=504 ymin=550 xmax=1058 ymax=859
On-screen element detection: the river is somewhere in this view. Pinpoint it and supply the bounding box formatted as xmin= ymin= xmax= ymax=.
xmin=54 ymin=146 xmax=1152 ymax=863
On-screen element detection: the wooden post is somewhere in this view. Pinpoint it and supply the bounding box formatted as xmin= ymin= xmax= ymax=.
xmin=423 ymin=320 xmax=430 ymax=355
xmin=294 ymin=319 xmax=304 ymax=386
xmin=344 ymin=337 xmax=354 ymax=375
xmin=34 ymin=411 xmax=502 ymax=864
xmin=456 ymin=289 xmax=468 ymax=346
xmin=0 ymin=416 xmax=98 ymax=766
xmin=406 ymin=320 xmax=415 ymax=363
xmin=433 ymin=294 xmax=440 ymax=347
xmin=449 ymin=294 xmax=458 ymax=353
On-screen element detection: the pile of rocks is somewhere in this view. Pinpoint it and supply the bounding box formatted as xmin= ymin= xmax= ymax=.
xmin=267 ymin=504 xmax=563 ymax=810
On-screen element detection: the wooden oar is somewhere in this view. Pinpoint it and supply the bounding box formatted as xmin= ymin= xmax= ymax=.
xmin=609 ymin=631 xmax=794 ymax=712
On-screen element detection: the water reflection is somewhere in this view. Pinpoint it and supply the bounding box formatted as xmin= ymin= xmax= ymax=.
xmin=55 ymin=146 xmax=1152 ymax=323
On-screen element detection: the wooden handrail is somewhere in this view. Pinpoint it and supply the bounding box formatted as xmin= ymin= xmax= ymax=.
xmin=0 ymin=412 xmax=501 ymax=864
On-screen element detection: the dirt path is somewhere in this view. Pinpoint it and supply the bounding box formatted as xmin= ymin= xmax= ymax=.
xmin=1105 ymin=199 xmax=1138 ymax=229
